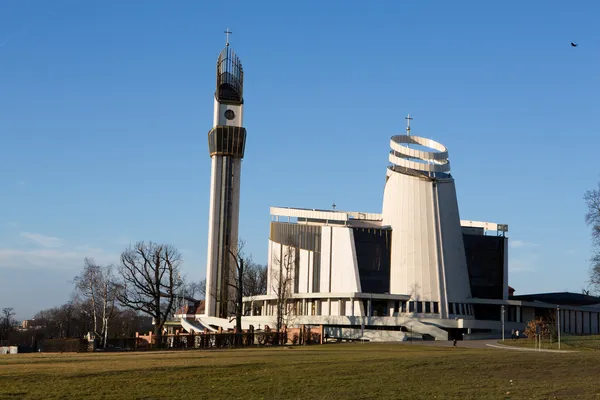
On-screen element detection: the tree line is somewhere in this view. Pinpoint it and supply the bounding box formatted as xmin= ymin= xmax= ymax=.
xmin=2 ymin=240 xmax=268 ymax=348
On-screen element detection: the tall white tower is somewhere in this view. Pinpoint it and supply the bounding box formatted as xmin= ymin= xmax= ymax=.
xmin=381 ymin=117 xmax=472 ymax=319
xmin=205 ymin=30 xmax=246 ymax=318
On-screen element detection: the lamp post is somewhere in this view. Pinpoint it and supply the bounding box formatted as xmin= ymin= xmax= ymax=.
xmin=557 ymin=305 xmax=561 ymax=350
xmin=501 ymin=305 xmax=505 ymax=341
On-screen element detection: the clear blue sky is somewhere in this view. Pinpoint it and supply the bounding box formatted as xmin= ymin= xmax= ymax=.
xmin=1 ymin=0 xmax=599 ymax=319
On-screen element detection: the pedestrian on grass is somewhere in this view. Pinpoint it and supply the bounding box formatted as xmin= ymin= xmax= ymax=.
xmin=515 ymin=329 xmax=519 ymax=339
xmin=511 ymin=329 xmax=515 ymax=339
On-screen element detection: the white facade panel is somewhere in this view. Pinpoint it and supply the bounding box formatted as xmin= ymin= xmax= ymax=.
xmin=298 ymin=249 xmax=310 ymax=294
xmin=266 ymin=240 xmax=273 ymax=295
xmin=330 ymin=227 xmax=360 ymax=293
xmin=205 ymin=156 xmax=222 ymax=317
xmin=213 ymin=98 xmax=243 ymax=127
xmin=267 ymin=241 xmax=282 ymax=296
xmin=320 ymin=226 xmax=332 ymax=293
xmin=382 ymin=171 xmax=442 ymax=302
xmin=330 ymin=301 xmax=339 ymax=316
xmin=435 ymin=181 xmax=472 ymax=303
xmin=307 ymin=251 xmax=314 ymax=293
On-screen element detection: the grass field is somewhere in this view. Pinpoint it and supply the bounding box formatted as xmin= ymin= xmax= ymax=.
xmin=2 ymin=343 xmax=600 ymax=399
xmin=501 ymin=335 xmax=600 ymax=351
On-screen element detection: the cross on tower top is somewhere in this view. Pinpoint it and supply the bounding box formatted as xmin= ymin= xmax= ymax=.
xmin=224 ymin=28 xmax=232 ymax=47
xmin=405 ymin=114 xmax=413 ymax=136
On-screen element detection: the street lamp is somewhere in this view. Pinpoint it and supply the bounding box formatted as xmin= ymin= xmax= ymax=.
xmin=501 ymin=305 xmax=505 ymax=341
xmin=557 ymin=305 xmax=561 ymax=350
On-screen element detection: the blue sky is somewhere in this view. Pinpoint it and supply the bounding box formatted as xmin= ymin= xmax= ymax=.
xmin=1 ymin=0 xmax=599 ymax=319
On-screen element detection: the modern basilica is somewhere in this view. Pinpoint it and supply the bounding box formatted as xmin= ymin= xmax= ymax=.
xmin=235 ymin=126 xmax=600 ymax=341
xmin=239 ymin=124 xmax=514 ymax=341
xmin=180 ymin=39 xmax=600 ymax=341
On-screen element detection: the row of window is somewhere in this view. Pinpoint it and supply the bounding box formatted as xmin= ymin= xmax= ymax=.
xmin=393 ymin=300 xmax=440 ymax=314
xmin=448 ymin=302 xmax=474 ymax=316
xmin=394 ymin=301 xmax=473 ymax=316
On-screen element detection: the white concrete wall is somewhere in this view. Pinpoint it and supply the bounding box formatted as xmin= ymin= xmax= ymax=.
xmin=307 ymin=251 xmax=314 ymax=293
xmin=330 ymin=300 xmax=339 ymax=316
xmin=435 ymin=181 xmax=472 ymax=303
xmin=205 ymin=156 xmax=222 ymax=317
xmin=267 ymin=241 xmax=282 ymax=296
xmin=382 ymin=169 xmax=472 ymax=317
xmin=320 ymin=226 xmax=332 ymax=293
xmin=382 ymin=171 xmax=439 ymax=300
xmin=213 ymin=98 xmax=243 ymax=127
xmin=330 ymin=227 xmax=361 ymax=293
xmin=298 ymin=249 xmax=310 ymax=294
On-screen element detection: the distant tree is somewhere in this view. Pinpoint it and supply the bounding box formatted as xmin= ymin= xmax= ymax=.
xmin=243 ymin=263 xmax=268 ymax=298
xmin=226 ymin=240 xmax=251 ymax=337
xmin=198 ymin=279 xmax=206 ymax=299
xmin=1 ymin=307 xmax=16 ymax=340
xmin=58 ymin=302 xmax=76 ymax=338
xmin=270 ymin=243 xmax=296 ymax=333
xmin=73 ymin=258 xmax=120 ymax=347
xmin=116 ymin=241 xmax=183 ymax=347
xmin=585 ymin=184 xmax=600 ymax=293
xmin=185 ymin=279 xmax=205 ymax=302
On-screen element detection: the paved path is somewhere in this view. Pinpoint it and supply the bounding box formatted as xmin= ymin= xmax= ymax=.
xmin=398 ymin=339 xmax=496 ymax=348
xmin=398 ymin=339 xmax=577 ymax=352
xmin=485 ymin=343 xmax=577 ymax=353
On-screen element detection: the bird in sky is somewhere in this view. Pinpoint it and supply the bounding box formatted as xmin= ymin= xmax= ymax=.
xmin=571 ymin=42 xmax=578 ymax=47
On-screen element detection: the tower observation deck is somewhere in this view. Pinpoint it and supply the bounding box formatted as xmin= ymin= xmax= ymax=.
xmin=216 ymin=46 xmax=244 ymax=104
xmin=205 ymin=32 xmax=247 ymax=318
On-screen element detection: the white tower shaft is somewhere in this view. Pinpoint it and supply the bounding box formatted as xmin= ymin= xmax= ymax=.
xmin=205 ymin=43 xmax=246 ymax=318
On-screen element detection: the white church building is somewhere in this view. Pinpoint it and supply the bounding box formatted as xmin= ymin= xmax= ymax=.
xmin=180 ymin=38 xmax=600 ymax=341
xmin=237 ymin=130 xmax=515 ymax=340
xmin=235 ymin=128 xmax=600 ymax=341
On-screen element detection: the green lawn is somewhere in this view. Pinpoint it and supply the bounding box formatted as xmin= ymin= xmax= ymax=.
xmin=2 ymin=343 xmax=600 ymax=399
xmin=500 ymin=335 xmax=600 ymax=351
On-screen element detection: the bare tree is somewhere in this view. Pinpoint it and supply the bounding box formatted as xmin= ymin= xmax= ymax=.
xmin=117 ymin=241 xmax=182 ymax=346
xmin=1 ymin=307 xmax=15 ymax=339
xmin=185 ymin=279 xmax=205 ymax=301
xmin=585 ymin=184 xmax=600 ymax=293
xmin=198 ymin=278 xmax=206 ymax=299
xmin=270 ymin=244 xmax=296 ymax=333
xmin=73 ymin=258 xmax=120 ymax=347
xmin=58 ymin=302 xmax=76 ymax=338
xmin=226 ymin=240 xmax=251 ymax=335
xmin=243 ymin=263 xmax=268 ymax=298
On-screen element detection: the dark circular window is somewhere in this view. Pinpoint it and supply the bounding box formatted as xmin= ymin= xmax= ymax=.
xmin=224 ymin=109 xmax=235 ymax=120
